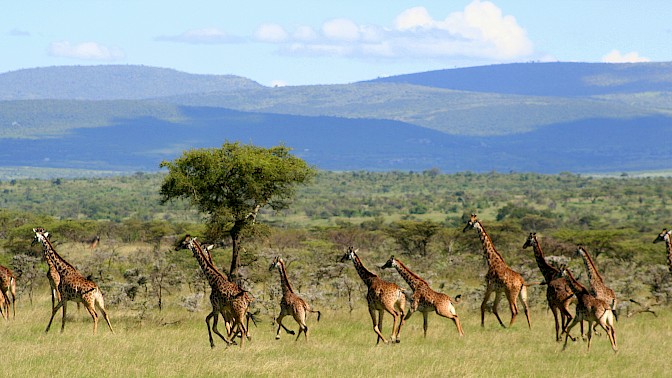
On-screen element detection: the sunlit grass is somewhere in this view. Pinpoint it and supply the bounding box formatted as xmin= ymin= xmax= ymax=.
xmin=1 ymin=292 xmax=670 ymax=377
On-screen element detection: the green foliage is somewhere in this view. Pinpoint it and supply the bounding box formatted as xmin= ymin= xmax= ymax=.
xmin=159 ymin=142 xmax=316 ymax=277
xmin=386 ymin=220 xmax=441 ymax=256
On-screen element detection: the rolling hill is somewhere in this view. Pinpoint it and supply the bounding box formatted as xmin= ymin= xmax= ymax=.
xmin=0 ymin=62 xmax=671 ymax=177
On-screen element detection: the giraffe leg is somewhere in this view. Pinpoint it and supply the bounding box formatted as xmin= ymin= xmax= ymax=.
xmin=492 ymin=291 xmax=507 ymax=328
xmin=205 ymin=311 xmax=218 ymax=348
xmin=94 ymin=291 xmax=114 ymax=333
xmin=562 ymin=316 xmax=581 ymax=351
xmin=211 ymin=312 xmax=234 ymax=346
xmin=506 ymin=290 xmax=520 ymax=327
xmin=369 ymin=307 xmax=386 ymax=345
xmin=9 ymin=282 xmax=15 ymax=318
xmin=60 ymin=301 xmax=68 ymax=333
xmin=276 ymin=313 xmax=295 ymax=339
xmin=480 ymin=287 xmax=494 ymax=327
xmin=586 ymin=321 xmax=593 ymax=351
xmin=435 ymin=302 xmax=464 ymax=337
xmin=45 ymin=300 xmax=64 ymax=333
xmin=422 ymin=311 xmax=429 ymax=338
xmin=293 ymin=310 xmax=308 ymax=341
xmin=607 ymin=325 xmax=618 ymax=352
xmin=551 ymin=305 xmax=561 ymax=341
xmin=394 ymin=296 xmax=406 ymax=343
xmin=83 ymin=300 xmax=100 ymax=335
xmin=559 ymin=304 xmax=576 ymax=341
xmin=519 ymin=285 xmax=531 ymax=328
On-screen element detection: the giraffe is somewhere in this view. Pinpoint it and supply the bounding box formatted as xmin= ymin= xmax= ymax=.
xmin=380 ymin=256 xmax=464 ymax=337
xmin=176 ymin=234 xmax=251 ymax=348
xmin=0 ymin=265 xmax=16 ymax=318
xmin=653 ymin=228 xmax=672 ymax=273
xmin=269 ymin=256 xmax=321 ymax=341
xmin=463 ymin=214 xmax=531 ymax=328
xmin=31 ymin=228 xmax=113 ymax=335
xmin=523 ymin=233 xmax=575 ymax=341
xmin=340 ymin=247 xmax=406 ymax=344
xmin=575 ymin=246 xmax=617 ymax=321
xmin=560 ymin=267 xmax=617 ymax=352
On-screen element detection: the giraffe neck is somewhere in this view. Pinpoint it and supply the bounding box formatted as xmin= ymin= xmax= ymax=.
xmin=351 ymin=254 xmax=377 ymax=287
xmin=277 ymin=260 xmax=295 ymax=295
xmin=392 ymin=259 xmax=426 ymax=291
xmin=578 ymin=249 xmax=604 ymax=287
xmin=475 ymin=222 xmax=507 ymax=268
xmin=665 ymin=235 xmax=672 ymax=273
xmin=40 ymin=238 xmax=78 ymax=277
xmin=531 ymin=239 xmax=559 ymax=281
xmin=563 ymin=270 xmax=588 ymax=295
xmin=188 ymin=240 xmax=229 ymax=287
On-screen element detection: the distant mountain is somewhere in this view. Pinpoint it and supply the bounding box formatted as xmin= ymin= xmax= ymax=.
xmin=366 ymin=62 xmax=672 ymax=97
xmin=1 ymin=62 xmax=671 ymax=177
xmin=0 ymin=65 xmax=263 ymax=100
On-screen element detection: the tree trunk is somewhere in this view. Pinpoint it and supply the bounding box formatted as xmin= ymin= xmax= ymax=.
xmin=229 ymin=221 xmax=244 ymax=284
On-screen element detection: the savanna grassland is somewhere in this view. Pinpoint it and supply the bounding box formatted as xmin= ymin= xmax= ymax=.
xmin=2 ymin=171 xmax=672 ymax=376
xmin=1 ymin=292 xmax=670 ymax=377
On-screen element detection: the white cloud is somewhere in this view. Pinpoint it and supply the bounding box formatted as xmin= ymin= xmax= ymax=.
xmin=255 ymin=23 xmax=288 ymax=43
xmin=602 ymin=49 xmax=650 ymax=63
xmin=156 ymin=28 xmax=242 ymax=44
xmin=48 ymin=41 xmax=125 ymax=61
xmin=271 ymin=0 xmax=534 ymax=62
xmin=293 ymin=26 xmax=318 ymax=41
xmin=394 ymin=7 xmax=435 ymax=30
xmin=322 ymin=18 xmax=361 ymax=42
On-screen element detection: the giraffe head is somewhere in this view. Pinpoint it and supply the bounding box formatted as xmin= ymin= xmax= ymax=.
xmin=31 ymin=227 xmax=50 ymax=247
xmin=175 ymin=234 xmax=213 ymax=255
xmin=175 ymin=234 xmax=194 ymax=251
xmin=574 ymin=246 xmax=587 ymax=258
xmin=339 ymin=246 xmax=358 ymax=263
xmin=380 ymin=255 xmax=399 ymax=270
xmin=522 ymin=232 xmax=538 ymax=249
xmin=462 ymin=213 xmax=480 ymax=233
xmin=653 ymin=229 xmax=671 ymax=244
xmin=269 ymin=256 xmax=283 ymax=272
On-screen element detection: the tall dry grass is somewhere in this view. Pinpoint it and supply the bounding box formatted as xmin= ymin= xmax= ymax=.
xmin=1 ymin=292 xmax=670 ymax=377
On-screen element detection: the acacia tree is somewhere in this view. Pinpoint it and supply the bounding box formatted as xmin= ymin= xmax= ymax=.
xmin=159 ymin=142 xmax=316 ymax=280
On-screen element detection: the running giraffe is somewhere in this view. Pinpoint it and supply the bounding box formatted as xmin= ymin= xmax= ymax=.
xmin=176 ymin=235 xmax=251 ymax=348
xmin=575 ymin=246 xmax=617 ymax=321
xmin=269 ymin=256 xmax=321 ymax=341
xmin=523 ymin=233 xmax=574 ymax=341
xmin=380 ymin=256 xmax=464 ymax=337
xmin=340 ymin=247 xmax=406 ymax=344
xmin=561 ymin=267 xmax=617 ymax=352
xmin=31 ymin=228 xmax=113 ymax=334
xmin=653 ymin=228 xmax=672 ymax=273
xmin=463 ymin=214 xmax=531 ymax=328
xmin=0 ymin=265 xmax=16 ymax=318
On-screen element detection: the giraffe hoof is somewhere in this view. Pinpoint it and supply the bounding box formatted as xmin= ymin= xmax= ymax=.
xmin=275 ymin=335 xmax=281 ymax=340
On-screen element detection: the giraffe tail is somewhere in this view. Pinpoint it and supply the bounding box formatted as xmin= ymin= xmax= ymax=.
xmin=452 ymin=294 xmax=462 ymax=305
xmin=524 ymin=281 xmax=545 ymax=287
xmin=246 ymin=308 xmax=261 ymax=327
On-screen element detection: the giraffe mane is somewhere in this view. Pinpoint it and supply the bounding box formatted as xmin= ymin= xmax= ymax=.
xmin=393 ymin=258 xmax=429 ymax=286
xmin=37 ymin=231 xmax=79 ymax=272
xmin=578 ymin=246 xmax=604 ymax=282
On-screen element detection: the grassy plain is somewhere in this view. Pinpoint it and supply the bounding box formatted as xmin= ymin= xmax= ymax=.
xmin=1 ymin=292 xmax=669 ymax=377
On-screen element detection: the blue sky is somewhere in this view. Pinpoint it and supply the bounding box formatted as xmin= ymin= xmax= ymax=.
xmin=3 ymin=1 xmax=671 ymax=86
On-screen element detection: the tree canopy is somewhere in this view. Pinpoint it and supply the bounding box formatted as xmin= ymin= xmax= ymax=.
xmin=159 ymin=142 xmax=316 ymax=279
